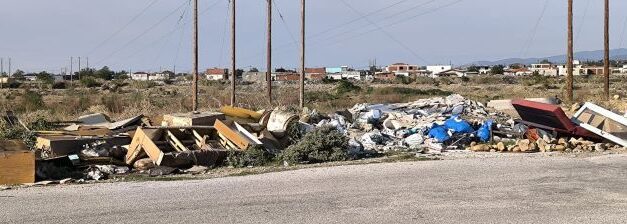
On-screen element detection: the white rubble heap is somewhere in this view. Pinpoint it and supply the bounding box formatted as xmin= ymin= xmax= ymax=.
xmin=307 ymin=94 xmax=515 ymax=154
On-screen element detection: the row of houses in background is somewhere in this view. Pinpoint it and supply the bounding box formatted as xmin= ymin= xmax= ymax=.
xmin=193 ymin=62 xmax=627 ymax=83
xmin=36 ymin=62 xmax=624 ymax=83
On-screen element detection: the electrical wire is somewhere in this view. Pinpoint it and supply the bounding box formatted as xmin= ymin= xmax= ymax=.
xmin=338 ymin=0 xmax=427 ymax=63
xmin=94 ymin=0 xmax=189 ymax=67
xmin=520 ymin=0 xmax=550 ymax=57
xmin=575 ymin=0 xmax=590 ymax=45
xmin=86 ymin=0 xmax=161 ymax=56
xmin=619 ymin=15 xmax=627 ymax=50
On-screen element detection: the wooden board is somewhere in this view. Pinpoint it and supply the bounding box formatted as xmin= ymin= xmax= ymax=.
xmin=214 ymin=120 xmax=256 ymax=149
xmin=125 ymin=128 xmax=164 ymax=165
xmin=0 ymin=140 xmax=35 ymax=185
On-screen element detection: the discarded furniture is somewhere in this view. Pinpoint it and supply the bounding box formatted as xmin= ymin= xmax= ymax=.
xmin=214 ymin=119 xmax=262 ymax=150
xmin=162 ymin=112 xmax=225 ymax=127
xmin=125 ymin=127 xmax=229 ymax=168
xmin=512 ymin=100 xmax=600 ymax=140
xmin=572 ymin=103 xmax=627 ymax=147
xmin=0 ymin=140 xmax=35 ymax=185
xmin=36 ymin=136 xmax=131 ymax=158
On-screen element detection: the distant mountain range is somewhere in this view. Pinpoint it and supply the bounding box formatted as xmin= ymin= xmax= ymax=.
xmin=469 ymin=48 xmax=627 ymax=66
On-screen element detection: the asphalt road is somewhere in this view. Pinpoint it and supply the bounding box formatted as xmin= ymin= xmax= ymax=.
xmin=2 ymin=154 xmax=627 ymax=224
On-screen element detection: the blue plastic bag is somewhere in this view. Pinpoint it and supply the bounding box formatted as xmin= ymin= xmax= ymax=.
xmin=477 ymin=120 xmax=493 ymax=142
xmin=443 ymin=115 xmax=474 ymax=134
xmin=428 ymin=125 xmax=450 ymax=142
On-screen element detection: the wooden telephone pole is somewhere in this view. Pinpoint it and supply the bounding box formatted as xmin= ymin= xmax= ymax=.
xmin=566 ymin=0 xmax=574 ymax=102
xmin=230 ymin=0 xmax=236 ymax=106
xmin=266 ymin=0 xmax=273 ymax=105
xmin=299 ymin=0 xmax=306 ymax=108
xmin=603 ymin=0 xmax=610 ymax=100
xmin=192 ymin=0 xmax=199 ymax=111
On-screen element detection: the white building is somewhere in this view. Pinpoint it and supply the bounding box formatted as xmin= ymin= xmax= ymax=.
xmin=342 ymin=71 xmax=365 ymax=80
xmin=478 ymin=66 xmax=491 ymax=75
xmin=621 ymin=65 xmax=627 ymax=74
xmin=426 ymin=65 xmax=452 ymax=75
xmin=529 ymin=64 xmax=558 ymax=76
xmin=129 ymin=72 xmax=170 ymax=81
xmin=557 ymin=60 xmax=585 ymax=76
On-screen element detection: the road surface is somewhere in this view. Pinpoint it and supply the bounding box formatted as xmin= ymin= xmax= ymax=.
xmin=2 ymin=154 xmax=627 ymax=224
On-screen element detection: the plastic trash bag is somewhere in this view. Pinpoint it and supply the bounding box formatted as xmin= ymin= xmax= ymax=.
xmin=428 ymin=125 xmax=451 ymax=142
xmin=444 ymin=115 xmax=474 ymax=134
xmin=477 ymin=119 xmax=493 ymax=142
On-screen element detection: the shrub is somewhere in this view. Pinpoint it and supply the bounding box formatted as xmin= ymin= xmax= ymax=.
xmin=279 ymin=126 xmax=349 ymax=164
xmin=80 ymin=76 xmax=101 ymax=88
xmin=335 ymin=80 xmax=361 ymax=95
xmin=21 ymin=90 xmax=45 ymax=112
xmin=226 ymin=145 xmax=274 ymax=168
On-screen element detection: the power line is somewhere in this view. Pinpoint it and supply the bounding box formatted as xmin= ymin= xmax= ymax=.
xmin=240 ymin=0 xmax=443 ymax=63
xmin=620 ymin=15 xmax=627 ymax=50
xmin=94 ymin=1 xmax=189 ymax=67
xmin=86 ymin=0 xmax=161 ymax=56
xmin=575 ymin=0 xmax=590 ymax=45
xmin=315 ymin=0 xmax=464 ymax=54
xmin=273 ymin=0 xmax=298 ymax=47
xmin=520 ymin=0 xmax=550 ymax=57
xmin=338 ymin=0 xmax=427 ymax=63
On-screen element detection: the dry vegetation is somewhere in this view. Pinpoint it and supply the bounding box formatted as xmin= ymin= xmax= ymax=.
xmin=0 ymin=75 xmax=625 ymax=124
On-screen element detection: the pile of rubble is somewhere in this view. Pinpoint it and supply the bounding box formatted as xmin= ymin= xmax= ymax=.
xmin=304 ymin=94 xmax=514 ymax=153
xmin=1 ymin=94 xmax=625 ymax=186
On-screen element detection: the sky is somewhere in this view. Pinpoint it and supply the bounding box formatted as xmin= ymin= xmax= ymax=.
xmin=1 ymin=0 xmax=626 ymax=73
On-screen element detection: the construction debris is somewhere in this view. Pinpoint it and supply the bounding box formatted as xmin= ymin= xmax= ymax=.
xmin=1 ymin=94 xmax=625 ymax=186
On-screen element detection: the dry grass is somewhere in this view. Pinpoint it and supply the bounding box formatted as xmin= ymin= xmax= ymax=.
xmin=0 ymin=75 xmax=625 ymax=123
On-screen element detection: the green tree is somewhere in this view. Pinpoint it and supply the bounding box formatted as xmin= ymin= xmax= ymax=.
xmin=539 ymin=59 xmax=552 ymax=64
xmin=490 ymin=65 xmax=505 ymax=75
xmin=36 ymin=71 xmax=54 ymax=84
xmin=12 ymin=70 xmax=25 ymax=80
xmin=467 ymin=65 xmax=479 ymax=73
xmin=94 ymin=66 xmax=115 ymax=80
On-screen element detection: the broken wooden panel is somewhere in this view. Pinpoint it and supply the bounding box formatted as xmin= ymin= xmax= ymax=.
xmin=37 ymin=136 xmax=131 ymax=158
xmin=573 ymin=103 xmax=627 ymax=147
xmin=125 ymin=128 xmax=164 ymax=165
xmin=214 ymin=120 xmax=262 ymax=150
xmin=162 ymin=112 xmax=225 ymax=127
xmin=125 ymin=127 xmax=228 ymax=167
xmin=0 ymin=140 xmax=35 ymax=185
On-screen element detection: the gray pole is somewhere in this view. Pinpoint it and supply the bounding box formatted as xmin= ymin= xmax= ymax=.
xmin=299 ymin=0 xmax=306 ymax=108
xmin=566 ymin=0 xmax=574 ymax=102
xmin=266 ymin=0 xmax=272 ymax=105
xmin=78 ymin=57 xmax=82 ymax=80
xmin=230 ymin=0 xmax=236 ymax=106
xmin=603 ymin=0 xmax=610 ymax=100
xmin=8 ymin=58 xmax=11 ymax=76
xmin=70 ymin=57 xmax=73 ymax=82
xmin=192 ymin=0 xmax=199 ymax=111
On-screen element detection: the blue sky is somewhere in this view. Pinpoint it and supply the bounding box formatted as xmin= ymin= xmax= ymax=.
xmin=1 ymin=0 xmax=626 ymax=73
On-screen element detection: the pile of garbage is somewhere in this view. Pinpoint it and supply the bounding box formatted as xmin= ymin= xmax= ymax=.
xmin=1 ymin=94 xmax=625 ymax=186
xmin=304 ymin=94 xmax=513 ymax=153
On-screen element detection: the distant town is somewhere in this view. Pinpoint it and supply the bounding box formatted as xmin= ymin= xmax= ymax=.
xmin=1 ymin=59 xmax=627 ymax=86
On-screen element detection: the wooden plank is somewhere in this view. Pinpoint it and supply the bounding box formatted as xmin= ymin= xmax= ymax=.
xmin=167 ymin=130 xmax=189 ymax=152
xmin=214 ymin=119 xmax=259 ymax=149
xmin=125 ymin=128 xmax=164 ymax=165
xmin=0 ymin=140 xmax=35 ymax=185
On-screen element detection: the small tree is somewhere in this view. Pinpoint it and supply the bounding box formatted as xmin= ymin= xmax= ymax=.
xmin=490 ymin=65 xmax=505 ymax=75
xmin=467 ymin=65 xmax=479 ymax=73
xmin=36 ymin=72 xmax=54 ymax=84
xmin=12 ymin=70 xmax=25 ymax=80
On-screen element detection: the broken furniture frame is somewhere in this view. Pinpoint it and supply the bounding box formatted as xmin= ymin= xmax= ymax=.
xmin=572 ymin=103 xmax=627 ymax=147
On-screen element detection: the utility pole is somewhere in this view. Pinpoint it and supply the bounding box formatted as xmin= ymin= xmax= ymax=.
xmin=8 ymin=58 xmax=11 ymax=76
xmin=266 ymin=0 xmax=272 ymax=105
xmin=566 ymin=0 xmax=574 ymax=102
xmin=86 ymin=57 xmax=89 ymax=70
xmin=78 ymin=57 xmax=82 ymax=80
xmin=299 ymin=0 xmax=306 ymax=108
xmin=192 ymin=0 xmax=199 ymax=111
xmin=603 ymin=0 xmax=610 ymax=100
xmin=1 ymin=58 xmax=4 ymax=75
xmin=230 ymin=0 xmax=236 ymax=106
xmin=70 ymin=57 xmax=74 ymax=82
